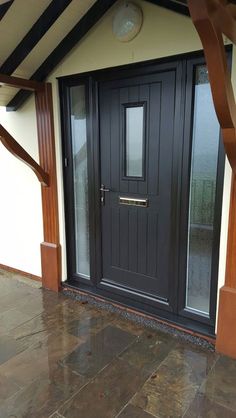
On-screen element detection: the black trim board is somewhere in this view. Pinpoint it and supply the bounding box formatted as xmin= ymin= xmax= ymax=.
xmin=0 ymin=0 xmax=13 ymax=21
xmin=6 ymin=0 xmax=118 ymax=111
xmin=0 ymin=0 xmax=73 ymax=75
xmin=145 ymin=0 xmax=189 ymax=17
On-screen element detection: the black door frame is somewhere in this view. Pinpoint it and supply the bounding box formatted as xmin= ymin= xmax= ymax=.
xmin=59 ymin=47 xmax=229 ymax=335
xmin=177 ymin=55 xmax=226 ymax=327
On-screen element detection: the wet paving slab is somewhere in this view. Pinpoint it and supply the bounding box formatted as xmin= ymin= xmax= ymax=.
xmin=117 ymin=404 xmax=156 ymax=418
xmin=132 ymin=343 xmax=218 ymax=417
xmin=0 ymin=269 xmax=236 ymax=418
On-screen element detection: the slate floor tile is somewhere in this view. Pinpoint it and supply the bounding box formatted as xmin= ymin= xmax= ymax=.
xmin=1 ymin=270 xmax=236 ymax=418
xmin=0 ymin=330 xmax=81 ymax=387
xmin=132 ymin=344 xmax=217 ymax=418
xmin=9 ymin=300 xmax=89 ymax=351
xmin=0 ymin=364 xmax=87 ymax=418
xmin=0 ymin=334 xmax=25 ymax=365
xmin=200 ymin=355 xmax=236 ymax=411
xmin=117 ymin=404 xmax=156 ymax=418
xmin=0 ymin=374 xmax=21 ymax=402
xmin=183 ymin=392 xmax=236 ymax=417
xmin=112 ymin=316 xmax=146 ymax=336
xmin=64 ymin=313 xmax=111 ymax=338
xmin=58 ymin=358 xmax=148 ymax=418
xmin=0 ymin=308 xmax=33 ymax=332
xmin=119 ymin=329 xmax=175 ymax=372
xmin=61 ymin=325 xmax=136 ymax=378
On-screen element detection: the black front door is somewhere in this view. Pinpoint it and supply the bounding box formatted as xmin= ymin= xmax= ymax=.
xmin=99 ymin=69 xmax=180 ymax=311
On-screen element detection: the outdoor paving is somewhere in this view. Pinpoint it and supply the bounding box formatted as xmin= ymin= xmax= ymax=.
xmin=0 ymin=269 xmax=236 ymax=417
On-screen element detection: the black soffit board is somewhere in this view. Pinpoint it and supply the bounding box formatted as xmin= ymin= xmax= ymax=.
xmin=0 ymin=0 xmax=14 ymax=21
xmin=146 ymin=0 xmax=189 ymax=16
xmin=0 ymin=0 xmax=73 ymax=75
xmin=6 ymin=0 xmax=118 ymax=111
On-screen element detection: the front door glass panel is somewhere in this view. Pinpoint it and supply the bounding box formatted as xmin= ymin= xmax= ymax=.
xmin=70 ymin=85 xmax=90 ymax=278
xmin=185 ymin=65 xmax=220 ymax=315
xmin=125 ymin=105 xmax=144 ymax=178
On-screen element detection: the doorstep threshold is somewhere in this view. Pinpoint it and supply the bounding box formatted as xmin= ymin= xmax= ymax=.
xmin=62 ymin=281 xmax=216 ymax=351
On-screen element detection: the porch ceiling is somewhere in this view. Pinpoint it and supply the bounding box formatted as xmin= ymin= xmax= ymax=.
xmin=0 ymin=0 xmax=97 ymax=107
xmin=0 ymin=0 xmax=234 ymax=110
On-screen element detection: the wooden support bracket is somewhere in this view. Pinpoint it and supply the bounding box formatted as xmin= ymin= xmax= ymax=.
xmin=188 ymin=0 xmax=236 ymax=172
xmin=0 ymin=73 xmax=44 ymax=91
xmin=0 ymin=124 xmax=49 ymax=186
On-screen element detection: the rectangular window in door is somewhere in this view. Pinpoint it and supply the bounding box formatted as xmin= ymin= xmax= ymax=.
xmin=124 ymin=104 xmax=145 ymax=178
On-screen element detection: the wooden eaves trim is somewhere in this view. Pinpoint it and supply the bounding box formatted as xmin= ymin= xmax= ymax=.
xmin=188 ymin=0 xmax=236 ymax=358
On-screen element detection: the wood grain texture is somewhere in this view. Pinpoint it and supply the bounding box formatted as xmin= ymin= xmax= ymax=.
xmin=216 ymin=286 xmax=236 ymax=358
xmin=0 ymin=124 xmax=49 ymax=186
xmin=224 ymin=174 xmax=236 ymax=288
xmin=41 ymin=243 xmax=61 ymax=292
xmin=35 ymin=84 xmax=61 ymax=291
xmin=0 ymin=73 xmax=44 ymax=91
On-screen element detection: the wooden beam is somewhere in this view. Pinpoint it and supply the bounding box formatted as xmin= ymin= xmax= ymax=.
xmin=0 ymin=0 xmax=73 ymax=75
xmin=35 ymin=84 xmax=61 ymax=291
xmin=0 ymin=0 xmax=13 ymax=21
xmin=0 ymin=124 xmax=49 ymax=186
xmin=0 ymin=73 xmax=44 ymax=91
xmin=6 ymin=0 xmax=117 ymax=111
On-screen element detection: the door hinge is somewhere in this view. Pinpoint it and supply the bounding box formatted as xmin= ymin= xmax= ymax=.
xmin=64 ymin=157 xmax=68 ymax=167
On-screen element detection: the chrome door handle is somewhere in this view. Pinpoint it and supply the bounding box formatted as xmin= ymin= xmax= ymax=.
xmin=100 ymin=184 xmax=110 ymax=205
xmin=100 ymin=184 xmax=110 ymax=192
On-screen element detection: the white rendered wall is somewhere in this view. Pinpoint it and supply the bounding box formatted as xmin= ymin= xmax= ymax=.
xmin=0 ymin=97 xmax=43 ymax=276
xmin=0 ymin=0 xmax=232 ymax=328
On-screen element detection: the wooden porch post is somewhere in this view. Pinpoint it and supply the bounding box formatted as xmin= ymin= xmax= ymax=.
xmin=35 ymin=84 xmax=61 ymax=292
xmin=188 ymin=0 xmax=236 ymax=357
xmin=216 ymin=174 xmax=236 ymax=357
xmin=0 ymin=74 xmax=61 ymax=292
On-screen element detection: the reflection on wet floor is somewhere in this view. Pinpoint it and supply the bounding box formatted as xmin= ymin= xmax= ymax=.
xmin=0 ymin=269 xmax=236 ymax=418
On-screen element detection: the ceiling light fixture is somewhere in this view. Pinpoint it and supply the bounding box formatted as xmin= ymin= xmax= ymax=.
xmin=112 ymin=2 xmax=143 ymax=42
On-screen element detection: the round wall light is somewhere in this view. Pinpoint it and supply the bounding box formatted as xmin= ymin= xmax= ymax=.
xmin=112 ymin=2 xmax=143 ymax=42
